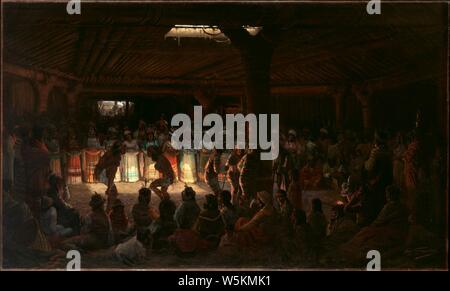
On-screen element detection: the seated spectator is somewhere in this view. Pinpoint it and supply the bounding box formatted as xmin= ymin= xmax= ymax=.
xmin=345 ymin=174 xmax=380 ymax=227
xmin=287 ymin=169 xmax=303 ymax=210
xmin=174 ymin=186 xmax=200 ymax=229
xmin=3 ymin=190 xmax=52 ymax=258
xmin=308 ymin=198 xmax=328 ymax=260
xmin=47 ymin=175 xmax=81 ymax=234
xmin=150 ymin=198 xmax=177 ymax=251
xmin=195 ymin=194 xmax=225 ymax=248
xmin=219 ymin=190 xmax=238 ymax=230
xmin=40 ymin=196 xmax=73 ymax=238
xmin=276 ymin=189 xmax=293 ymax=223
xmin=115 ymin=227 xmax=151 ymax=266
xmin=235 ymin=191 xmax=277 ymax=247
xmin=63 ymin=193 xmax=112 ymax=251
xmin=108 ymin=199 xmax=129 ymax=243
xmin=169 ymin=215 xmax=206 ymax=257
xmin=325 ymin=203 xmax=359 ymax=250
xmin=132 ymin=188 xmax=155 ymax=231
xmin=292 ymin=209 xmax=313 ymax=257
xmin=340 ymin=185 xmax=410 ymax=263
xmin=372 ymin=185 xmax=409 ymax=228
xmin=218 ymin=224 xmax=239 ymax=256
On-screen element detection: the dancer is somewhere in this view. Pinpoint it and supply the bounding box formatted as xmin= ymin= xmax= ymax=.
xmin=149 ymin=148 xmax=175 ymax=200
xmin=95 ymin=141 xmax=123 ymax=202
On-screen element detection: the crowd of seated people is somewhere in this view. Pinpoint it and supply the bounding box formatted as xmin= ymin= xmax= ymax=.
xmin=2 ymin=113 xmax=446 ymax=268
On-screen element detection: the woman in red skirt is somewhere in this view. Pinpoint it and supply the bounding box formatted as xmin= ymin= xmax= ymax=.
xmin=66 ymin=130 xmax=82 ymax=184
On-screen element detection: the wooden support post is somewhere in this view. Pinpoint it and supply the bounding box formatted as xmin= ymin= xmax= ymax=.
xmin=353 ymin=84 xmax=373 ymax=130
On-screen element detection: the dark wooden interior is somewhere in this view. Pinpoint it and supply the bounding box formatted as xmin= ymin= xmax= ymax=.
xmin=2 ymin=2 xmax=449 ymax=134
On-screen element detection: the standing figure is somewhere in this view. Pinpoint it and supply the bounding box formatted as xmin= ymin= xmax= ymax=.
xmin=83 ymin=126 xmax=103 ymax=183
xmin=104 ymin=127 xmax=121 ymax=182
xmin=95 ymin=141 xmax=123 ymax=204
xmin=364 ymin=131 xmax=393 ymax=219
xmin=121 ymin=130 xmax=140 ymax=182
xmin=287 ymin=169 xmax=303 ymax=210
xmin=162 ymin=137 xmax=179 ymax=181
xmin=142 ymin=130 xmax=159 ymax=181
xmin=285 ymin=129 xmax=301 ymax=170
xmin=204 ymin=149 xmax=222 ymax=196
xmin=23 ymin=126 xmax=51 ymax=218
xmin=225 ymin=148 xmax=243 ymax=205
xmin=272 ymin=147 xmax=293 ymax=192
xmin=65 ymin=129 xmax=83 ymax=185
xmin=46 ymin=127 xmax=62 ymax=178
xmin=134 ymin=120 xmax=147 ymax=146
xmin=157 ymin=114 xmax=169 ymax=133
xmin=149 ymin=149 xmax=175 ymax=200
xmin=238 ymin=149 xmax=260 ymax=203
xmin=403 ymin=130 xmax=420 ymax=221
xmin=179 ymin=149 xmax=197 ymax=184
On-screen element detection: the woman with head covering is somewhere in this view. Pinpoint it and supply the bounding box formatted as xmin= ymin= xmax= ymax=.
xmin=83 ymin=125 xmax=103 ymax=183
xmin=219 ymin=190 xmax=238 ymax=230
xmin=195 ymin=194 xmax=225 ymax=248
xmin=108 ymin=198 xmax=129 ymax=243
xmin=63 ymin=193 xmax=112 ymax=251
xmin=65 ymin=128 xmax=82 ymax=185
xmin=142 ymin=129 xmax=159 ymax=181
xmin=131 ymin=187 xmax=156 ymax=232
xmin=121 ymin=130 xmax=140 ymax=182
xmin=150 ymin=198 xmax=177 ymax=251
xmin=47 ymin=174 xmax=81 ymax=234
xmin=174 ymin=186 xmax=200 ymax=229
xmin=40 ymin=196 xmax=73 ymax=238
xmin=46 ymin=126 xmax=62 ymax=178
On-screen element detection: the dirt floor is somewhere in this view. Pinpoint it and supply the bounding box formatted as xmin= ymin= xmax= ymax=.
xmin=36 ymin=181 xmax=344 ymax=270
xmin=68 ymin=181 xmax=342 ymax=221
xmin=5 ymin=181 xmax=444 ymax=270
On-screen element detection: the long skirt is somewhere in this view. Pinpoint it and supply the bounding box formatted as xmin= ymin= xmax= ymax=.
xmin=121 ymin=151 xmax=140 ymax=182
xmin=179 ymin=150 xmax=197 ymax=184
xmin=66 ymin=152 xmax=82 ymax=184
xmin=143 ymin=154 xmax=159 ymax=181
xmin=83 ymin=148 xmax=103 ymax=183
xmin=49 ymin=154 xmax=62 ymax=177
